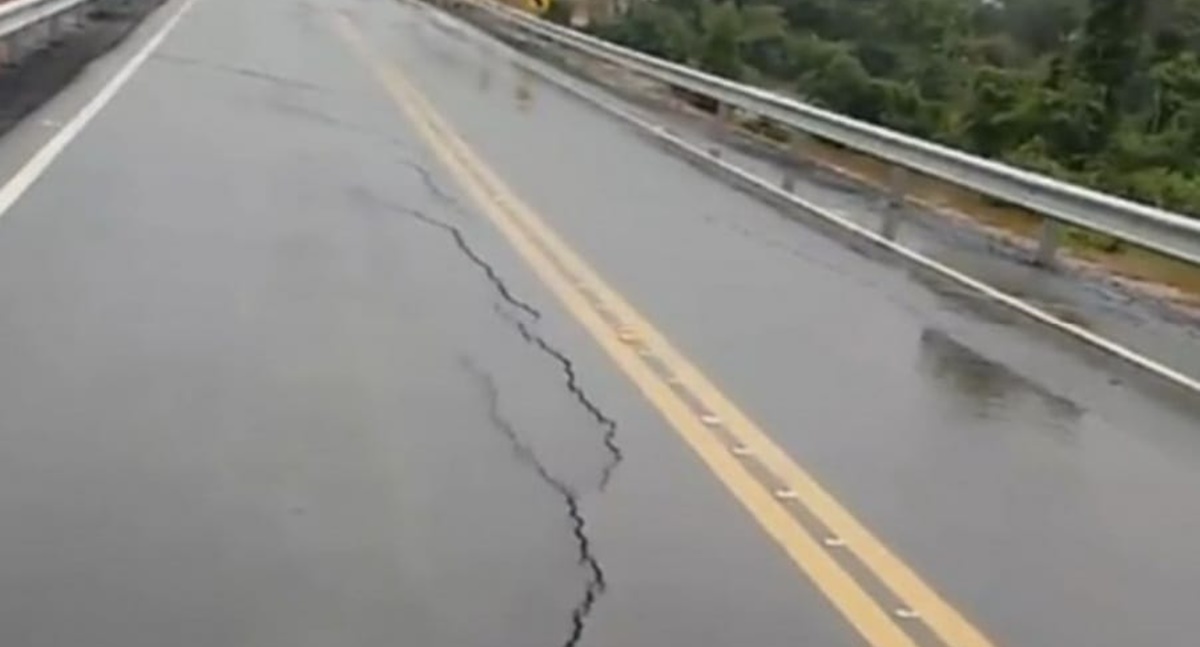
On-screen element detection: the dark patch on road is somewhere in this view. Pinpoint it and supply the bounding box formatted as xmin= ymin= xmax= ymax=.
xmin=461 ymin=358 xmax=605 ymax=647
xmin=0 ymin=0 xmax=168 ymax=140
xmin=918 ymin=327 xmax=1084 ymax=425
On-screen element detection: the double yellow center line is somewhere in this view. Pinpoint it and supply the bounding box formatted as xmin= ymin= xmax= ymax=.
xmin=334 ymin=13 xmax=997 ymax=647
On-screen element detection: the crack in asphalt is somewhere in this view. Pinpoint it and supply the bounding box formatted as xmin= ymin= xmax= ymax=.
xmin=372 ymin=187 xmax=625 ymax=490
xmin=391 ymin=202 xmax=541 ymax=321
xmin=462 ymin=358 xmax=606 ymax=647
xmin=496 ymin=304 xmax=623 ymax=491
xmin=355 ymin=174 xmax=625 ymax=643
xmin=395 ymin=156 xmax=466 ymax=213
xmin=152 ymin=52 xmax=328 ymax=92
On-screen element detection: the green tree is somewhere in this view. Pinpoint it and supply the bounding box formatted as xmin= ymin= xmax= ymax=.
xmin=1074 ymin=0 xmax=1150 ymax=123
xmin=586 ymin=0 xmax=1200 ymax=217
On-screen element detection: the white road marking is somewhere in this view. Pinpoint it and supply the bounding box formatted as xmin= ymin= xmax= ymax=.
xmin=729 ymin=443 xmax=754 ymax=457
xmin=0 ymin=0 xmax=201 ymax=219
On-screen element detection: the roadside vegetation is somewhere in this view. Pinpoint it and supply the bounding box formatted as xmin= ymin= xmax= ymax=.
xmin=576 ymin=0 xmax=1200 ymax=219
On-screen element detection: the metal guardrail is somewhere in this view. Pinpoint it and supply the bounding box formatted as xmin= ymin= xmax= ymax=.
xmin=0 ymin=0 xmax=90 ymax=43
xmin=466 ymin=0 xmax=1200 ymax=267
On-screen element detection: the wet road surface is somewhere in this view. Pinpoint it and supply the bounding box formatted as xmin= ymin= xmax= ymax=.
xmin=0 ymin=0 xmax=1199 ymax=646
xmin=484 ymin=28 xmax=1200 ymax=382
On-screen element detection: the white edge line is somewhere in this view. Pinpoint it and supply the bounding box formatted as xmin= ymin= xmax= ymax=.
xmin=0 ymin=0 xmax=200 ymax=218
xmin=440 ymin=6 xmax=1200 ymax=397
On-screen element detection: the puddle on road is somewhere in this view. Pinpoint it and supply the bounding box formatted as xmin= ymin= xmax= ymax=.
xmin=917 ymin=328 xmax=1083 ymax=441
xmin=910 ymin=254 xmax=1111 ymax=345
xmin=917 ymin=243 xmax=1141 ymax=328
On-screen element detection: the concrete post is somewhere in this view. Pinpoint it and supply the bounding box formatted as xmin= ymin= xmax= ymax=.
xmin=790 ymin=132 xmax=812 ymax=160
xmin=887 ymin=166 xmax=909 ymax=208
xmin=34 ymin=18 xmax=51 ymax=43
xmin=780 ymin=133 xmax=812 ymax=194
xmin=7 ymin=29 xmax=33 ymax=64
xmin=1034 ymin=219 xmax=1061 ymax=267
xmin=880 ymin=167 xmax=908 ymax=241
xmin=48 ymin=15 xmax=64 ymax=42
xmin=715 ymin=102 xmax=733 ymax=125
xmin=60 ymin=6 xmax=86 ymax=34
xmin=881 ymin=204 xmax=903 ymax=241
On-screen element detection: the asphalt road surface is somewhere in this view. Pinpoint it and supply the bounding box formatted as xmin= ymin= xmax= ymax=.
xmin=1 ymin=0 xmax=1199 ymax=646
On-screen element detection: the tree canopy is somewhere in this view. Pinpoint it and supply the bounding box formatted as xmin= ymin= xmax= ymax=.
xmin=589 ymin=0 xmax=1200 ymax=216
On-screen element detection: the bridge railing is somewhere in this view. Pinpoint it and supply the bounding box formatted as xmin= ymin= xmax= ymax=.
xmin=464 ymin=0 xmax=1200 ymax=268
xmin=1 ymin=0 xmax=92 ymax=61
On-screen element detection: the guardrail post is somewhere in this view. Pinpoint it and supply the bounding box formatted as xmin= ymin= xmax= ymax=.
xmin=34 ymin=17 xmax=51 ymax=43
xmin=791 ymin=132 xmax=812 ymax=157
xmin=59 ymin=6 xmax=85 ymax=34
xmin=6 ymin=28 xmax=32 ymax=64
xmin=780 ymin=134 xmax=813 ymax=193
xmin=880 ymin=167 xmax=908 ymax=240
xmin=48 ymin=14 xmax=65 ymax=41
xmin=1034 ymin=219 xmax=1061 ymax=267
xmin=716 ymin=102 xmax=733 ymax=124
xmin=886 ymin=167 xmax=909 ymax=207
xmin=881 ymin=205 xmax=903 ymax=241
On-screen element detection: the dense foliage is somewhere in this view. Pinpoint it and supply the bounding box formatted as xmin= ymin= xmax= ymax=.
xmin=587 ymin=0 xmax=1200 ymax=216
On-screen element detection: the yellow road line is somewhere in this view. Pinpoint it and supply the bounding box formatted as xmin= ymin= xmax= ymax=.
xmin=333 ymin=14 xmax=996 ymax=647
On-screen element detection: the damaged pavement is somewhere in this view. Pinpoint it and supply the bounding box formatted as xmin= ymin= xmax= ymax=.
xmin=358 ymin=158 xmax=624 ymax=646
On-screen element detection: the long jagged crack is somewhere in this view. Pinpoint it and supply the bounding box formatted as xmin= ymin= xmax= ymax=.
xmin=389 ymin=200 xmax=541 ymax=321
xmin=378 ymin=193 xmax=624 ymax=491
xmin=496 ymin=304 xmax=623 ymax=490
xmin=463 ymin=358 xmax=606 ymax=647
xmin=395 ymin=156 xmax=468 ymax=214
